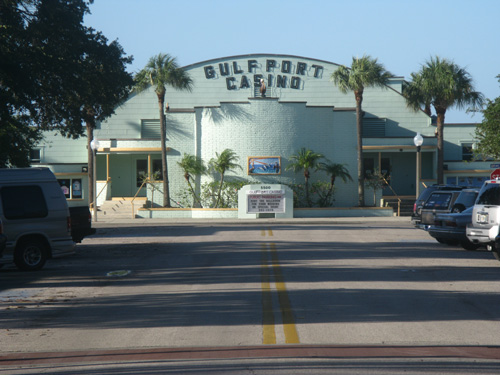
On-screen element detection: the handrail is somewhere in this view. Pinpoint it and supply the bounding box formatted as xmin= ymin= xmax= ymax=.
xmin=131 ymin=179 xmax=149 ymax=218
xmin=382 ymin=176 xmax=402 ymax=216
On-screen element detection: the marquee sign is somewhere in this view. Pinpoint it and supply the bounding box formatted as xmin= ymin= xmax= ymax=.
xmin=203 ymin=58 xmax=324 ymax=91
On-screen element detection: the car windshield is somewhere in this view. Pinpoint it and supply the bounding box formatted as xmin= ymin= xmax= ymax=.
xmin=476 ymin=184 xmax=500 ymax=205
xmin=423 ymin=193 xmax=453 ymax=209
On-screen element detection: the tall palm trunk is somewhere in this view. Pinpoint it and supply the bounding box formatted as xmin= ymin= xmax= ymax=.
xmin=304 ymin=170 xmax=311 ymax=207
xmin=436 ymin=109 xmax=446 ymax=184
xmin=355 ymin=90 xmax=365 ymax=206
xmin=184 ymin=173 xmax=203 ymax=208
xmin=157 ymin=93 xmax=170 ymax=207
xmin=215 ymin=173 xmax=225 ymax=208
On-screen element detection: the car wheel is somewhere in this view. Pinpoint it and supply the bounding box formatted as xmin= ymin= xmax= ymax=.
xmin=460 ymin=240 xmax=480 ymax=251
xmin=14 ymin=239 xmax=47 ymax=271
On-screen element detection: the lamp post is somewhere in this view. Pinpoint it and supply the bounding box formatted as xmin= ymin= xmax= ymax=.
xmin=413 ymin=133 xmax=424 ymax=198
xmin=90 ymin=139 xmax=100 ymax=222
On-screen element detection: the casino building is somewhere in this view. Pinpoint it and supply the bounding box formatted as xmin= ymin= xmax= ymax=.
xmin=33 ymin=54 xmax=491 ymax=215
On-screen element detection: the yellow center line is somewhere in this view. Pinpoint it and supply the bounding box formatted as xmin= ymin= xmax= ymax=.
xmin=260 ymin=229 xmax=300 ymax=345
xmin=260 ymin=244 xmax=276 ymax=344
xmin=269 ymin=242 xmax=300 ymax=344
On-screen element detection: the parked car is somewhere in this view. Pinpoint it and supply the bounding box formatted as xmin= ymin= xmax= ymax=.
xmin=411 ymin=185 xmax=471 ymax=227
xmin=467 ymin=179 xmax=500 ymax=260
xmin=428 ymin=207 xmax=481 ymax=250
xmin=420 ymin=190 xmax=463 ymax=228
xmin=0 ymin=219 xmax=6 ymax=259
xmin=0 ymin=168 xmax=76 ymax=271
xmin=450 ymin=189 xmax=479 ymax=213
xmin=69 ymin=206 xmax=96 ymax=243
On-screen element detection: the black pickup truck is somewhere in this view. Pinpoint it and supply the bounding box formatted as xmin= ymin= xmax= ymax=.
xmin=69 ymin=206 xmax=96 ymax=243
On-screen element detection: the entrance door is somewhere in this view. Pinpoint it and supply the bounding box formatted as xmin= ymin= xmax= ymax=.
xmin=136 ymin=159 xmax=147 ymax=197
xmin=109 ymin=155 xmax=148 ymax=198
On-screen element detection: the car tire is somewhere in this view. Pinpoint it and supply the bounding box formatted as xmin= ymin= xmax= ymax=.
xmin=460 ymin=240 xmax=480 ymax=251
xmin=14 ymin=239 xmax=47 ymax=271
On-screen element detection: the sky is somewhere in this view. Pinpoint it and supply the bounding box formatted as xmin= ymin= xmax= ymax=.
xmin=84 ymin=0 xmax=499 ymax=124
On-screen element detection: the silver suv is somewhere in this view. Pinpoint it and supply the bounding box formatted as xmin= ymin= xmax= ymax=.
xmin=466 ymin=179 xmax=500 ymax=257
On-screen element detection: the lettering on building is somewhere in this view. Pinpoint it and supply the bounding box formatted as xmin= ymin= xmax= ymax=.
xmin=203 ymin=59 xmax=323 ymax=91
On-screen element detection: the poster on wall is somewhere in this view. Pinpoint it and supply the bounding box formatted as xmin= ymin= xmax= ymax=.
xmin=72 ymin=179 xmax=82 ymax=198
xmin=248 ymin=157 xmax=281 ymax=175
xmin=58 ymin=179 xmax=70 ymax=198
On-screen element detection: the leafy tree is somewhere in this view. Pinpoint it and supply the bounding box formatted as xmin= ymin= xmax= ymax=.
xmin=474 ymin=75 xmax=500 ymax=160
xmin=135 ymin=54 xmax=193 ymax=207
xmin=208 ymin=149 xmax=241 ymax=208
xmin=0 ymin=0 xmax=133 ymax=177
xmin=365 ymin=169 xmax=386 ymax=206
xmin=286 ymin=148 xmax=325 ymax=207
xmin=331 ymin=55 xmax=392 ymax=206
xmin=403 ymin=56 xmax=484 ymax=183
xmin=318 ymin=162 xmax=352 ymax=206
xmin=177 ymin=153 xmax=207 ymax=207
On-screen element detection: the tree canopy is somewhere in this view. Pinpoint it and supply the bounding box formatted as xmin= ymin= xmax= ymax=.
xmin=403 ymin=56 xmax=484 ymax=183
xmin=474 ymin=75 xmax=500 ymax=160
xmin=331 ymin=55 xmax=392 ymax=206
xmin=0 ymin=0 xmax=133 ymax=167
xmin=134 ymin=53 xmax=193 ymax=207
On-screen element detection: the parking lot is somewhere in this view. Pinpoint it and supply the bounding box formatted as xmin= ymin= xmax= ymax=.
xmin=1 ymin=217 xmax=500 ymax=371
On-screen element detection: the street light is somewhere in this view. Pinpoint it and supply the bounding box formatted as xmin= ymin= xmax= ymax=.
xmin=90 ymin=139 xmax=100 ymax=222
xmin=413 ymin=133 xmax=424 ymax=198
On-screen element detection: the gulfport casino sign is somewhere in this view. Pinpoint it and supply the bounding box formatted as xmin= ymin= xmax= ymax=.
xmin=203 ymin=58 xmax=324 ymax=91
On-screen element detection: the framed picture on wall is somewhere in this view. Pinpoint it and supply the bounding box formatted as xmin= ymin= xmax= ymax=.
xmin=58 ymin=179 xmax=70 ymax=198
xmin=72 ymin=179 xmax=82 ymax=198
xmin=248 ymin=156 xmax=281 ymax=175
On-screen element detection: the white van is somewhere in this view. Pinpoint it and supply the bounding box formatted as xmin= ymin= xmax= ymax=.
xmin=0 ymin=168 xmax=75 ymax=270
xmin=466 ymin=178 xmax=500 ymax=257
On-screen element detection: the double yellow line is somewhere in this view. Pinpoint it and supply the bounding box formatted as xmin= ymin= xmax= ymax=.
xmin=260 ymin=228 xmax=300 ymax=344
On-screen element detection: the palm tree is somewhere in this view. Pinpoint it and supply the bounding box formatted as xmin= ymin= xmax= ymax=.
xmin=319 ymin=162 xmax=352 ymax=206
xmin=403 ymin=56 xmax=484 ymax=184
xmin=209 ymin=149 xmax=241 ymax=208
xmin=177 ymin=153 xmax=207 ymax=207
xmin=286 ymin=148 xmax=324 ymax=207
xmin=331 ymin=55 xmax=392 ymax=206
xmin=134 ymin=53 xmax=193 ymax=207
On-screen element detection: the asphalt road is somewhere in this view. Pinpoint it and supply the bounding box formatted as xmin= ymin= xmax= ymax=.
xmin=1 ymin=217 xmax=500 ymax=373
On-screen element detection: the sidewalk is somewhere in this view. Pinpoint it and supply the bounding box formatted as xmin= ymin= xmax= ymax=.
xmin=91 ymin=215 xmax=412 ymax=227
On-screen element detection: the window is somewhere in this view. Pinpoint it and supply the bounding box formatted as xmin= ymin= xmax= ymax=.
xmin=362 ymin=117 xmax=386 ymax=137
xmin=141 ymin=119 xmax=161 ymax=139
xmin=0 ymin=186 xmax=48 ymax=220
xmin=30 ymin=148 xmax=41 ymax=163
xmin=152 ymin=159 xmax=163 ymax=180
xmin=477 ymin=184 xmax=500 ymax=205
xmin=423 ymin=192 xmax=453 ymax=209
xmin=136 ymin=159 xmax=147 ymax=187
xmin=461 ymin=142 xmax=474 ymax=161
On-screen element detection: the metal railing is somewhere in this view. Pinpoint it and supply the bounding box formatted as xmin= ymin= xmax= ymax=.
xmin=381 ymin=176 xmax=402 ymax=216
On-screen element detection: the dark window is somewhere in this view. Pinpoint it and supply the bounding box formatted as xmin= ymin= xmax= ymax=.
xmin=1 ymin=186 xmax=48 ymax=220
xmin=362 ymin=117 xmax=386 ymax=137
xmin=136 ymin=159 xmax=147 ymax=187
xmin=423 ymin=193 xmax=453 ymax=209
xmin=30 ymin=148 xmax=41 ymax=162
xmin=462 ymin=143 xmax=473 ymax=161
xmin=141 ymin=120 xmax=161 ymax=139
xmin=477 ymin=184 xmax=500 ymax=205
xmin=152 ymin=159 xmax=163 ymax=181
